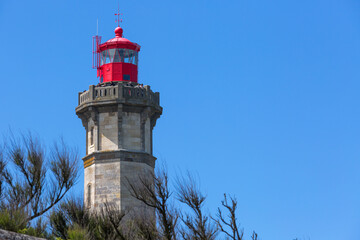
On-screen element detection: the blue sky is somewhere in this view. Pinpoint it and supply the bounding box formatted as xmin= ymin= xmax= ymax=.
xmin=1 ymin=0 xmax=360 ymax=239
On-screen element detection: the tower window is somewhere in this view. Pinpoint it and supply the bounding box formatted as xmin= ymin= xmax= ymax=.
xmin=90 ymin=127 xmax=94 ymax=145
xmin=87 ymin=184 xmax=91 ymax=208
xmin=123 ymin=74 xmax=130 ymax=81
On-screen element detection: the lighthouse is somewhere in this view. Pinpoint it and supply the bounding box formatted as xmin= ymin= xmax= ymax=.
xmin=75 ymin=25 xmax=162 ymax=212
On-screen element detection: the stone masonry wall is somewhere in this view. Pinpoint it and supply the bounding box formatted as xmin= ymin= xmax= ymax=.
xmin=84 ymin=159 xmax=154 ymax=211
xmin=120 ymin=161 xmax=154 ymax=211
xmin=122 ymin=112 xmax=141 ymax=151
xmin=144 ymin=118 xmax=151 ymax=154
xmin=94 ymin=160 xmax=121 ymax=209
xmin=99 ymin=112 xmax=118 ymax=151
xmin=84 ymin=164 xmax=95 ymax=209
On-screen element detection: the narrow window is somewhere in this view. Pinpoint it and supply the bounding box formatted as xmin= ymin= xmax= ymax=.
xmin=135 ymin=52 xmax=139 ymax=65
xmin=100 ymin=51 xmax=106 ymax=65
xmin=124 ymin=49 xmax=130 ymax=63
xmin=119 ymin=49 xmax=125 ymax=62
xmin=123 ymin=74 xmax=130 ymax=81
xmin=108 ymin=49 xmax=116 ymax=63
xmin=90 ymin=127 xmax=94 ymax=145
xmin=105 ymin=50 xmax=111 ymax=64
xmin=87 ymin=184 xmax=91 ymax=207
xmin=114 ymin=49 xmax=121 ymax=62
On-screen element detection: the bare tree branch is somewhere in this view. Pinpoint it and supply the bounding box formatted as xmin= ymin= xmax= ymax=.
xmin=176 ymin=172 xmax=218 ymax=240
xmin=101 ymin=201 xmax=127 ymax=240
xmin=28 ymin=139 xmax=79 ymax=221
xmin=251 ymin=231 xmax=258 ymax=240
xmin=127 ymin=167 xmax=178 ymax=240
xmin=0 ymin=133 xmax=80 ymax=229
xmin=213 ymin=194 xmax=244 ymax=240
xmin=0 ymin=148 xmax=6 ymax=201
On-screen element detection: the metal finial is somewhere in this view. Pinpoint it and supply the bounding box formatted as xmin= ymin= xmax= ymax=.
xmin=115 ymin=1 xmax=123 ymax=27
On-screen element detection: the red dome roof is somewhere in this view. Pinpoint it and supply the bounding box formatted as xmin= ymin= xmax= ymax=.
xmin=99 ymin=27 xmax=141 ymax=52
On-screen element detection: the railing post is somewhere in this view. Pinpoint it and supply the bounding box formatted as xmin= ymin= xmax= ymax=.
xmin=89 ymin=85 xmax=95 ymax=100
xmin=144 ymin=85 xmax=149 ymax=101
xmin=117 ymin=83 xmax=123 ymax=99
xmin=78 ymin=92 xmax=82 ymax=105
xmin=155 ymin=92 xmax=160 ymax=105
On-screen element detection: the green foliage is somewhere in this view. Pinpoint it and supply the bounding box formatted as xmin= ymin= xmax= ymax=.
xmin=0 ymin=208 xmax=27 ymax=232
xmin=50 ymin=198 xmax=130 ymax=240
xmin=85 ymin=211 xmax=118 ymax=240
xmin=17 ymin=217 xmax=48 ymax=238
xmin=0 ymin=132 xmax=79 ymax=239
xmin=0 ymin=207 xmax=49 ymax=238
xmin=18 ymin=227 xmax=41 ymax=237
xmin=50 ymin=208 xmax=69 ymax=239
xmin=50 ymin=198 xmax=90 ymax=240
xmin=68 ymin=224 xmax=87 ymax=240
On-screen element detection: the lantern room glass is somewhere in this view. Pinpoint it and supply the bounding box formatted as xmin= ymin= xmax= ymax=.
xmin=100 ymin=49 xmax=138 ymax=66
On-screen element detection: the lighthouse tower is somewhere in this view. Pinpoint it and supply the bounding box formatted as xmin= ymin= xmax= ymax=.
xmin=75 ymin=25 xmax=162 ymax=211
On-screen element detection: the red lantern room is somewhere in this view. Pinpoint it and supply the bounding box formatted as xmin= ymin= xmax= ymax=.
xmin=93 ymin=27 xmax=141 ymax=83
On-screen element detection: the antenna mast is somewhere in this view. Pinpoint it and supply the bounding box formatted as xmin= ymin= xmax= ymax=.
xmin=92 ymin=19 xmax=102 ymax=70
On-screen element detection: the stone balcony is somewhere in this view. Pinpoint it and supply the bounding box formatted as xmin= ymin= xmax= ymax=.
xmin=77 ymin=82 xmax=161 ymax=111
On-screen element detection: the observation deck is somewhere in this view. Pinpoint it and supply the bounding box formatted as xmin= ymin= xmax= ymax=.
xmin=76 ymin=82 xmax=161 ymax=112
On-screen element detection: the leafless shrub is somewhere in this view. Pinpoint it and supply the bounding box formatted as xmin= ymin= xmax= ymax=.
xmin=87 ymin=201 xmax=127 ymax=240
xmin=0 ymin=133 xmax=79 ymax=230
xmin=127 ymin=167 xmax=178 ymax=240
xmin=251 ymin=231 xmax=258 ymax=240
xmin=176 ymin=172 xmax=218 ymax=240
xmin=49 ymin=167 xmax=259 ymax=240
xmin=0 ymin=147 xmax=6 ymax=201
xmin=214 ymin=194 xmax=244 ymax=240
